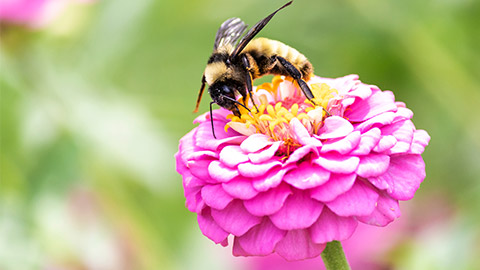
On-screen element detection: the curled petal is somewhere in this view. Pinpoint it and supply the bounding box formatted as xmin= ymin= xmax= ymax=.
xmin=373 ymin=135 xmax=397 ymax=153
xmin=222 ymin=177 xmax=259 ymax=200
xmin=252 ymin=165 xmax=295 ymax=192
xmin=208 ymin=161 xmax=239 ymax=183
xmin=211 ymin=200 xmax=262 ymax=236
xmin=320 ymin=131 xmax=361 ymax=154
xmin=240 ymin=133 xmax=273 ymax=153
xmin=356 ymin=154 xmax=390 ymax=178
xmin=284 ymin=162 xmax=330 ymax=190
xmin=318 ymin=116 xmax=354 ymax=139
xmin=275 ymin=229 xmax=326 ymax=261
xmin=350 ymin=128 xmax=381 ymax=155
xmin=346 ymin=90 xmax=397 ymax=121
xmin=309 ymin=208 xmax=358 ymax=243
xmin=235 ymin=218 xmax=286 ymax=256
xmin=369 ymin=154 xmax=425 ymax=200
xmin=357 ymin=191 xmax=401 ymax=226
xmin=248 ymin=141 xmax=282 ymax=164
xmin=244 ymin=183 xmax=292 ymax=216
xmin=219 ymin=145 xmax=249 ymax=167
xmin=238 ymin=160 xmax=282 ymax=178
xmin=314 ymin=153 xmax=359 ymax=174
xmin=198 ymin=208 xmax=229 ymax=244
xmin=326 ymin=180 xmax=379 ymax=217
xmin=290 ymin=118 xmax=323 ymax=147
xmin=187 ymin=159 xmax=215 ymax=182
xmin=310 ymin=173 xmax=356 ymax=202
xmin=270 ymin=190 xmax=324 ymax=230
xmin=201 ymin=184 xmax=234 ymax=210
xmin=285 ymin=145 xmax=318 ymax=165
xmin=409 ymin=130 xmax=431 ymax=154
xmin=381 ymin=120 xmax=414 ymax=154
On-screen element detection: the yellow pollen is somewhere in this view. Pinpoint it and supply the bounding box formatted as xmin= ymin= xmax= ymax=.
xmin=225 ymin=76 xmax=339 ymax=149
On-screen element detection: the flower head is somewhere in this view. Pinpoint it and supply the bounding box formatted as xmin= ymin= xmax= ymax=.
xmin=175 ymin=75 xmax=430 ymax=260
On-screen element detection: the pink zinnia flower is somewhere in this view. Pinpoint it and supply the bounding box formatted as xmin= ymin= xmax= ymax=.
xmin=175 ymin=75 xmax=430 ymax=261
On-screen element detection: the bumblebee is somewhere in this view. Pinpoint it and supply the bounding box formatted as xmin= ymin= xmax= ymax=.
xmin=194 ymin=1 xmax=315 ymax=137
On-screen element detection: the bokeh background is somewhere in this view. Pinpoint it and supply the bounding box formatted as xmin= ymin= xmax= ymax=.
xmin=1 ymin=0 xmax=479 ymax=269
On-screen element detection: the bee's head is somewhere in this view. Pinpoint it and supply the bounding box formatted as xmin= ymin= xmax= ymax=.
xmin=208 ymin=80 xmax=244 ymax=114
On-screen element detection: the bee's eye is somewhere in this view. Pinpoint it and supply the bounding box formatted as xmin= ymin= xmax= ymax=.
xmin=220 ymin=85 xmax=233 ymax=94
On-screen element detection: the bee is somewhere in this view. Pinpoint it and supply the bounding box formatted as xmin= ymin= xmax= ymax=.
xmin=194 ymin=1 xmax=315 ymax=137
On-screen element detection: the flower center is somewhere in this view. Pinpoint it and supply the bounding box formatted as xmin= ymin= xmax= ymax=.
xmin=226 ymin=76 xmax=338 ymax=150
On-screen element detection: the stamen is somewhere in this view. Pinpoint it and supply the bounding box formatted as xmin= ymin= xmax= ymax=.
xmin=226 ymin=76 xmax=339 ymax=156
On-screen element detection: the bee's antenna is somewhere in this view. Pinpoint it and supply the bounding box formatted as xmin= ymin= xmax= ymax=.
xmin=210 ymin=101 xmax=217 ymax=139
xmin=223 ymin=96 xmax=251 ymax=113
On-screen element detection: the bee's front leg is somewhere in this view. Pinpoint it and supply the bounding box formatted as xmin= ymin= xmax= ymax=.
xmin=241 ymin=54 xmax=259 ymax=112
xmin=274 ymin=56 xmax=315 ymax=102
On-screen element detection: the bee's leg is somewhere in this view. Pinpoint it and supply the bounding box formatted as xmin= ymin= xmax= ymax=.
xmin=274 ymin=56 xmax=315 ymax=102
xmin=241 ymin=54 xmax=259 ymax=112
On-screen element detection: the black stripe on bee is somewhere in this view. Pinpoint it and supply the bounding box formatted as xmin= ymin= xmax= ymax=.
xmin=207 ymin=53 xmax=230 ymax=64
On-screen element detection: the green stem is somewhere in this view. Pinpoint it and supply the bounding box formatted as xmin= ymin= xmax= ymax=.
xmin=321 ymin=241 xmax=351 ymax=270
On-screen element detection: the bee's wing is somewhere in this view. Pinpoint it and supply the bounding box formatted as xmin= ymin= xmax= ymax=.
xmin=230 ymin=1 xmax=292 ymax=59
xmin=213 ymin=18 xmax=248 ymax=51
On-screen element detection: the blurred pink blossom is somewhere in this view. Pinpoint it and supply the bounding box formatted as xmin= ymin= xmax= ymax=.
xmin=0 ymin=0 xmax=94 ymax=28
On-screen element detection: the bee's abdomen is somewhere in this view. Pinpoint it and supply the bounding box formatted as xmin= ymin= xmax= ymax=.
xmin=244 ymin=37 xmax=313 ymax=79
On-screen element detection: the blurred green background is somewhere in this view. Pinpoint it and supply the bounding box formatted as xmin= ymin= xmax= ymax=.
xmin=1 ymin=0 xmax=479 ymax=269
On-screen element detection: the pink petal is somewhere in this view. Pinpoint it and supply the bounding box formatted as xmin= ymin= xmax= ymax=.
xmin=284 ymin=162 xmax=330 ymax=189
xmin=219 ymin=145 xmax=249 ymax=167
xmin=208 ymin=161 xmax=239 ymax=183
xmin=309 ymin=208 xmax=358 ymax=243
xmin=290 ymin=118 xmax=323 ymax=147
xmin=222 ymin=177 xmax=259 ymax=200
xmin=310 ymin=173 xmax=356 ymax=202
xmin=354 ymin=111 xmax=396 ymax=132
xmin=318 ymin=116 xmax=354 ymax=139
xmin=235 ymin=218 xmax=286 ymax=256
xmin=346 ymin=90 xmax=397 ymax=121
xmin=320 ymin=131 xmax=361 ymax=154
xmin=197 ymin=208 xmax=229 ymax=244
xmin=348 ymin=83 xmax=373 ymax=99
xmin=269 ymin=190 xmax=324 ymax=230
xmin=252 ymin=165 xmax=295 ymax=192
xmin=357 ymin=191 xmax=401 ymax=226
xmin=373 ymin=135 xmax=397 ymax=152
xmin=381 ymin=120 xmax=414 ymax=154
xmin=238 ymin=160 xmax=282 ymax=178
xmin=232 ymin=238 xmax=249 ymax=256
xmin=409 ymin=129 xmax=431 ymax=154
xmin=314 ymin=153 xmax=359 ymax=174
xmin=186 ymin=150 xmax=218 ymax=161
xmin=187 ymin=159 xmax=215 ymax=182
xmin=194 ymin=119 xmax=245 ymax=151
xmin=201 ymin=185 xmax=234 ymax=210
xmin=211 ymin=200 xmax=262 ymax=236
xmin=356 ymin=154 xmax=390 ymax=178
xmin=326 ymin=180 xmax=379 ymax=217
xmin=244 ymin=183 xmax=292 ymax=216
xmin=275 ymin=229 xmax=326 ymax=261
xmin=369 ymin=154 xmax=425 ymax=200
xmin=350 ymin=128 xmax=381 ymax=155
xmin=240 ymin=133 xmax=273 ymax=153
xmin=285 ymin=145 xmax=318 ymax=165
xmin=248 ymin=141 xmax=282 ymax=164
xmin=185 ymin=187 xmax=205 ymax=213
